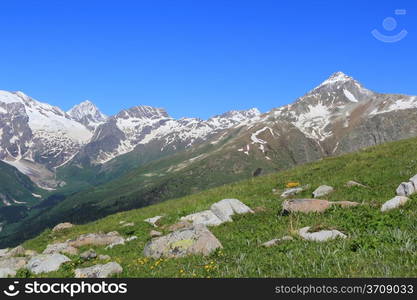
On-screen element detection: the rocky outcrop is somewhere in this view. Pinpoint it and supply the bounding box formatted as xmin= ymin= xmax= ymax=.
xmin=43 ymin=243 xmax=78 ymax=255
xmin=74 ymin=262 xmax=123 ymax=278
xmin=298 ymin=227 xmax=347 ymax=242
xmin=67 ymin=232 xmax=124 ymax=248
xmin=143 ymin=224 xmax=222 ymax=259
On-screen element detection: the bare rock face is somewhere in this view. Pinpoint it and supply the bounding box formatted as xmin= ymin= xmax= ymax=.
xmin=381 ymin=196 xmax=409 ymax=212
xmin=52 ymin=222 xmax=74 ymax=232
xmin=75 ymin=262 xmax=123 ymax=278
xmin=67 ymin=232 xmax=124 ymax=248
xmin=143 ymin=224 xmax=222 ymax=259
xmin=312 ymin=185 xmax=334 ymax=198
xmin=298 ymin=227 xmax=347 ymax=242
xmin=26 ymin=254 xmax=70 ymax=274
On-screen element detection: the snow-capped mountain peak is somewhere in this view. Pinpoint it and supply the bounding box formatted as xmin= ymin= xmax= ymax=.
xmin=67 ymin=100 xmax=107 ymax=130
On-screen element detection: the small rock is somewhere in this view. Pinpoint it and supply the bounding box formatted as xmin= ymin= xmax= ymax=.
xmin=75 ymin=262 xmax=122 ymax=278
xmin=381 ymin=196 xmax=409 ymax=212
xmin=43 ymin=243 xmax=78 ymax=255
xmin=150 ymin=230 xmax=162 ymax=238
xmin=396 ymin=182 xmax=415 ymax=197
xmin=144 ymin=224 xmax=222 ymax=259
xmin=180 ymin=210 xmax=223 ymax=226
xmin=167 ymin=221 xmax=193 ymax=232
xmin=144 ymin=216 xmax=163 ymax=227
xmin=121 ymin=222 xmax=134 ymax=227
xmin=68 ymin=232 xmax=125 ymax=248
xmin=282 ymin=199 xmax=331 ymax=214
xmin=312 ymin=185 xmax=334 ymax=198
xmin=298 ymin=226 xmax=347 ymax=242
xmin=98 ymin=254 xmax=111 ymax=260
xmin=27 ymin=254 xmax=70 ymax=274
xmin=281 ymin=187 xmax=303 ymax=198
xmin=80 ymin=249 xmax=97 ymax=260
xmin=126 ymin=236 xmax=137 ymax=242
xmin=261 ymin=236 xmax=293 ymax=247
xmin=345 ymin=180 xmax=367 ymax=188
xmin=52 ymin=222 xmax=74 ymax=232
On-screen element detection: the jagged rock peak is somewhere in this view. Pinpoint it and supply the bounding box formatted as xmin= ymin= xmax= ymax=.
xmin=116 ymin=105 xmax=170 ymax=120
xmin=67 ymin=100 xmax=107 ymax=123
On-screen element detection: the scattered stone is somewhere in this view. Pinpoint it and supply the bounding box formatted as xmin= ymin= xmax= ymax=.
xmin=105 ymin=240 xmax=125 ymax=250
xmin=75 ymin=262 xmax=123 ymax=278
xmin=52 ymin=222 xmax=74 ymax=232
xmin=68 ymin=232 xmax=125 ymax=248
xmin=26 ymin=254 xmax=70 ymax=274
xmin=298 ymin=226 xmax=347 ymax=242
xmin=396 ymin=182 xmax=415 ymax=197
xmin=43 ymin=243 xmax=78 ymax=255
xmin=210 ymin=198 xmax=254 ymax=223
xmin=80 ymin=249 xmax=97 ymax=260
xmin=144 ymin=216 xmax=163 ymax=227
xmin=381 ymin=196 xmax=409 ymax=212
xmin=345 ymin=180 xmax=367 ymax=188
xmin=261 ymin=236 xmax=293 ymax=247
xmin=282 ymin=199 xmax=331 ymax=214
xmin=150 ymin=230 xmax=162 ymax=238
xmin=126 ymin=236 xmax=137 ymax=242
xmin=312 ymin=185 xmax=334 ymax=198
xmin=180 ymin=210 xmax=223 ymax=226
xmin=167 ymin=221 xmax=193 ymax=232
xmin=143 ymin=224 xmax=222 ymax=259
xmin=98 ymin=254 xmax=111 ymax=260
xmin=121 ymin=222 xmax=134 ymax=227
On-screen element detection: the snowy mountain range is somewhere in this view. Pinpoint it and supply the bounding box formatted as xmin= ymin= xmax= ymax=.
xmin=1 ymin=71 xmax=417 ymax=193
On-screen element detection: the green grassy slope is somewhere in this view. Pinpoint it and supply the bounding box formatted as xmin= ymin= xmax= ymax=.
xmin=20 ymin=137 xmax=417 ymax=277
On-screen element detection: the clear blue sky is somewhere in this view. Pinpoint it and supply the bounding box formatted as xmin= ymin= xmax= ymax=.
xmin=0 ymin=0 xmax=416 ymax=119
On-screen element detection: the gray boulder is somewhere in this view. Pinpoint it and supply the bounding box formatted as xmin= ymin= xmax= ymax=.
xmin=74 ymin=262 xmax=123 ymax=278
xmin=312 ymin=185 xmax=334 ymax=198
xmin=409 ymin=174 xmax=417 ymax=189
xmin=27 ymin=254 xmax=70 ymax=274
xmin=280 ymin=187 xmax=304 ymax=198
xmin=298 ymin=226 xmax=347 ymax=242
xmin=180 ymin=210 xmax=223 ymax=226
xmin=143 ymin=224 xmax=222 ymax=259
xmin=396 ymin=182 xmax=415 ymax=197
xmin=210 ymin=198 xmax=254 ymax=222
xmin=381 ymin=196 xmax=409 ymax=212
